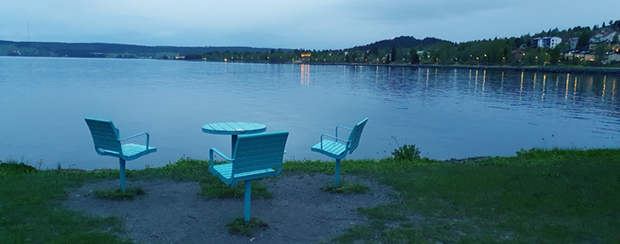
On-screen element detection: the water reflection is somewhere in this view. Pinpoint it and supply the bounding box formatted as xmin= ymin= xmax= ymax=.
xmin=542 ymin=74 xmax=546 ymax=102
xmin=613 ymin=78 xmax=616 ymax=101
xmin=482 ymin=70 xmax=486 ymax=95
xmin=300 ymin=64 xmax=310 ymax=86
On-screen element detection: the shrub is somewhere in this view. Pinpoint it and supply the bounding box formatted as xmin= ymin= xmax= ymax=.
xmin=0 ymin=161 xmax=37 ymax=176
xmin=392 ymin=144 xmax=421 ymax=160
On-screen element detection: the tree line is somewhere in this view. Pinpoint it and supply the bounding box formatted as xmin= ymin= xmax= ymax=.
xmin=186 ymin=20 xmax=620 ymax=67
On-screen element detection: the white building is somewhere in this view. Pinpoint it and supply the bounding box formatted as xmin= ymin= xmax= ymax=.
xmin=532 ymin=36 xmax=562 ymax=49
xmin=549 ymin=37 xmax=562 ymax=49
xmin=590 ymin=31 xmax=617 ymax=43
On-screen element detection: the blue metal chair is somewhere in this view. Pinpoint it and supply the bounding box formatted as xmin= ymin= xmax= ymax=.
xmin=209 ymin=131 xmax=289 ymax=223
xmin=85 ymin=117 xmax=156 ymax=192
xmin=311 ymin=118 xmax=368 ymax=187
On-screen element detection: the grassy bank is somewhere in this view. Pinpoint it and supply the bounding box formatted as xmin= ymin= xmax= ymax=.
xmin=1 ymin=148 xmax=619 ymax=243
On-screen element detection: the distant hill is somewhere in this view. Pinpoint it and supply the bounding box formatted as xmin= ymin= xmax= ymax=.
xmin=349 ymin=36 xmax=452 ymax=51
xmin=0 ymin=40 xmax=281 ymax=58
xmin=1 ymin=36 xmax=451 ymax=59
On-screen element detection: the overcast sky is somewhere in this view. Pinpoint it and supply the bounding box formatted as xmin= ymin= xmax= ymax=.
xmin=1 ymin=0 xmax=618 ymax=50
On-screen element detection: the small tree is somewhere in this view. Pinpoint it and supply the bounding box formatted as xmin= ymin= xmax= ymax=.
xmin=409 ymin=48 xmax=419 ymax=64
xmin=549 ymin=47 xmax=561 ymax=65
xmin=577 ymin=31 xmax=591 ymax=50
xmin=371 ymin=47 xmax=379 ymax=55
xmin=391 ymin=47 xmax=397 ymax=62
xmin=614 ymin=33 xmax=619 ymax=44
xmin=350 ymin=52 xmax=358 ymax=63
xmin=594 ymin=43 xmax=608 ymax=65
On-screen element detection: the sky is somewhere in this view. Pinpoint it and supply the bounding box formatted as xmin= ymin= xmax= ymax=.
xmin=1 ymin=0 xmax=618 ymax=50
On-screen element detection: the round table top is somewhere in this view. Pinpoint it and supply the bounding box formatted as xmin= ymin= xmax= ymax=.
xmin=202 ymin=122 xmax=267 ymax=135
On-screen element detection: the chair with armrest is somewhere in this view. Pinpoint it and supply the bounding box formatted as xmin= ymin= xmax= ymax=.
xmin=85 ymin=117 xmax=156 ymax=192
xmin=311 ymin=118 xmax=368 ymax=187
xmin=209 ymin=131 xmax=289 ymax=223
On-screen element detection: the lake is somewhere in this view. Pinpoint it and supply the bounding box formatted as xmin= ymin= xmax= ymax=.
xmin=1 ymin=57 xmax=619 ymax=170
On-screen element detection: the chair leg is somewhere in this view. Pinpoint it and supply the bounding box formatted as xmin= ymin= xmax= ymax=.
xmin=335 ymin=159 xmax=341 ymax=187
xmin=119 ymin=158 xmax=126 ymax=193
xmin=244 ymin=180 xmax=252 ymax=223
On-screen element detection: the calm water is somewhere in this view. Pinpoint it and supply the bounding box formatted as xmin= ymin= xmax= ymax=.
xmin=1 ymin=57 xmax=619 ymax=170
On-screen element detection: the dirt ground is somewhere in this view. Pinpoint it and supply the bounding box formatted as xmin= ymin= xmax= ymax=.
xmin=63 ymin=174 xmax=396 ymax=244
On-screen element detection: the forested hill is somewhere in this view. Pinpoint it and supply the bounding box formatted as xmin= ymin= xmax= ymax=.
xmin=0 ymin=40 xmax=279 ymax=58
xmin=349 ymin=36 xmax=451 ymax=51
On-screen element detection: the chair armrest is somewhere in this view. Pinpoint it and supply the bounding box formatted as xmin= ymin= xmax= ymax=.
xmin=321 ymin=133 xmax=348 ymax=142
xmin=319 ymin=133 xmax=349 ymax=150
xmin=335 ymin=125 xmax=352 ymax=138
xmin=209 ymin=148 xmax=233 ymax=168
xmin=119 ymin=132 xmax=150 ymax=149
xmin=119 ymin=132 xmax=147 ymax=141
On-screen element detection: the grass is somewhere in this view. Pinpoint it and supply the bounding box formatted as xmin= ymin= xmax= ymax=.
xmin=226 ymin=217 xmax=269 ymax=236
xmin=320 ymin=181 xmax=370 ymax=194
xmin=94 ymin=187 xmax=146 ymax=200
xmin=0 ymin=161 xmax=132 ymax=244
xmin=325 ymin=148 xmax=620 ymax=244
xmin=2 ymin=148 xmax=620 ymax=243
xmin=198 ymin=175 xmax=274 ymax=199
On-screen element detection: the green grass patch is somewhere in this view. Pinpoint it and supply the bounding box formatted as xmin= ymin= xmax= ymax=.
xmin=357 ymin=205 xmax=407 ymax=221
xmin=399 ymin=222 xmax=413 ymax=228
xmin=0 ymin=157 xmax=210 ymax=244
xmin=128 ymin=157 xmax=211 ymax=181
xmin=0 ymin=162 xmax=132 ymax=243
xmin=320 ymin=181 xmax=370 ymax=194
xmin=94 ymin=187 xmax=146 ymax=200
xmin=332 ymin=147 xmax=620 ymax=243
xmin=199 ymin=176 xmax=273 ymax=199
xmin=226 ymin=217 xmax=268 ymax=236
xmin=3 ymin=148 xmax=620 ymax=243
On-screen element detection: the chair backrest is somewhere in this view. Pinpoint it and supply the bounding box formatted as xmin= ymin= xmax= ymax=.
xmin=85 ymin=117 xmax=121 ymax=153
xmin=232 ymin=131 xmax=289 ymax=174
xmin=347 ymin=118 xmax=368 ymax=154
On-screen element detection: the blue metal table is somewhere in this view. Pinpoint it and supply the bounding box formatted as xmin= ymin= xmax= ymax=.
xmin=202 ymin=122 xmax=267 ymax=152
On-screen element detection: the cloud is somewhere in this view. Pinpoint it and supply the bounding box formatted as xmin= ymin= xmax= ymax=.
xmin=333 ymin=0 xmax=514 ymax=23
xmin=1 ymin=0 xmax=619 ymax=49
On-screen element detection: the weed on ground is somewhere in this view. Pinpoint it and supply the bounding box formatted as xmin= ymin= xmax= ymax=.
xmin=226 ymin=217 xmax=269 ymax=237
xmin=320 ymin=181 xmax=370 ymax=194
xmin=198 ymin=176 xmax=273 ymax=199
xmin=94 ymin=187 xmax=146 ymax=200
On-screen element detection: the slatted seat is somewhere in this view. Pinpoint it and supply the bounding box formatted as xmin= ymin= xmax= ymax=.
xmin=311 ymin=118 xmax=368 ymax=186
xmin=209 ymin=131 xmax=289 ymax=223
xmin=85 ymin=117 xmax=156 ymax=192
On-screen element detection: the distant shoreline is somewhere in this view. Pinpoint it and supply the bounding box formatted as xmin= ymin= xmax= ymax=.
xmin=4 ymin=55 xmax=620 ymax=74
xmin=307 ymin=62 xmax=620 ymax=75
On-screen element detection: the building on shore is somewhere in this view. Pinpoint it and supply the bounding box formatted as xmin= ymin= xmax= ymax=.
xmin=588 ymin=31 xmax=618 ymax=51
xmin=532 ymin=36 xmax=562 ymax=49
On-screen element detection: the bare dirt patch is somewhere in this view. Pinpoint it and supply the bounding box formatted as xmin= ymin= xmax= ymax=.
xmin=63 ymin=174 xmax=396 ymax=244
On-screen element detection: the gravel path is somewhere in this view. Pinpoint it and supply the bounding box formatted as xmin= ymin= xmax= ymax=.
xmin=63 ymin=174 xmax=396 ymax=244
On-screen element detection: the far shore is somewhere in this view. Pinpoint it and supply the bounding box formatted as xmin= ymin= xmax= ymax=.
xmin=305 ymin=62 xmax=620 ymax=74
xmin=4 ymin=55 xmax=620 ymax=74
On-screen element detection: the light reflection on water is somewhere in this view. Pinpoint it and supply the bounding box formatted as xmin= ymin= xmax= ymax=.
xmin=0 ymin=57 xmax=619 ymax=170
